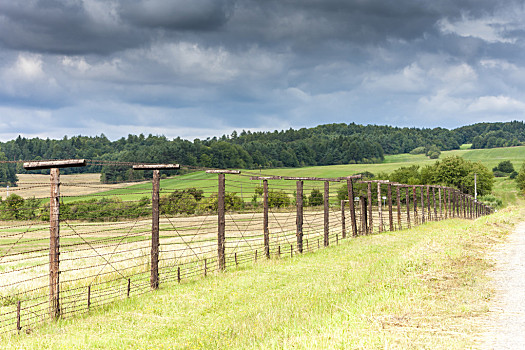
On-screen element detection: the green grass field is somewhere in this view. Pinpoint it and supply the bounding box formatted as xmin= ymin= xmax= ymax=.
xmin=3 ymin=204 xmax=523 ymax=349
xmin=59 ymin=145 xmax=525 ymax=204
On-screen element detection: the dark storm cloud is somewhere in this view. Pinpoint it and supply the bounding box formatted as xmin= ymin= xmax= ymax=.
xmin=0 ymin=0 xmax=524 ymax=140
xmin=0 ymin=0 xmax=510 ymax=56
xmin=121 ymin=0 xmax=235 ymax=30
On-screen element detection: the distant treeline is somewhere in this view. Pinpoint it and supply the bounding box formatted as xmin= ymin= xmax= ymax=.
xmin=0 ymin=120 xmax=523 ymax=185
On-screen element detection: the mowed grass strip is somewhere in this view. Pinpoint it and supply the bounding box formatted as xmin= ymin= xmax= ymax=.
xmin=3 ymin=204 xmax=522 ymax=349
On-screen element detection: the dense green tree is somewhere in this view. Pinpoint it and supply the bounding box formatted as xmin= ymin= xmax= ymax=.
xmin=420 ymin=156 xmax=493 ymax=196
xmin=516 ymin=163 xmax=525 ymax=193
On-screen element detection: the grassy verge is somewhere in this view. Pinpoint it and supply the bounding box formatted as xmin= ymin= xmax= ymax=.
xmin=3 ymin=203 xmax=523 ymax=349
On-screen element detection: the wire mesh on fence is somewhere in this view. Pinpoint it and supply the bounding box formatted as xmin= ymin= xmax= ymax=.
xmin=0 ymin=162 xmax=493 ymax=336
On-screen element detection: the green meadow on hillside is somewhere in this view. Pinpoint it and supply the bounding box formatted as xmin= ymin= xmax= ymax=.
xmin=57 ymin=145 xmax=525 ymax=204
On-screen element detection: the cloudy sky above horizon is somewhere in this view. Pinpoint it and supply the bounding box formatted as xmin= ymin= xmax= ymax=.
xmin=1 ymin=0 xmax=525 ymax=141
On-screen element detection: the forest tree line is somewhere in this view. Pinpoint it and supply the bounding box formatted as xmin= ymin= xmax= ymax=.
xmin=0 ymin=120 xmax=523 ymax=185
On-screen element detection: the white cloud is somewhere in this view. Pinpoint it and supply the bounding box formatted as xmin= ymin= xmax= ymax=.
xmin=468 ymin=95 xmax=525 ymax=114
xmin=438 ymin=16 xmax=515 ymax=44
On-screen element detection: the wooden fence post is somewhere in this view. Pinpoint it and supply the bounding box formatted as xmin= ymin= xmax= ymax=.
xmin=341 ymin=200 xmax=346 ymax=239
xmin=348 ymin=179 xmax=358 ymax=237
xmin=296 ymin=180 xmax=304 ymax=252
xmin=49 ymin=168 xmax=60 ymax=319
xmin=134 ymin=164 xmax=179 ymax=287
xmin=396 ymin=185 xmax=402 ymax=230
xmin=263 ymin=179 xmax=270 ymax=259
xmin=412 ymin=186 xmax=418 ymax=225
xmin=151 ymin=169 xmax=160 ymax=289
xmin=387 ymin=184 xmax=394 ymax=231
xmin=367 ymin=182 xmax=373 ymax=234
xmin=218 ymin=173 xmax=226 ymax=269
xmin=324 ymin=181 xmax=329 ymax=247
xmin=420 ymin=186 xmax=425 ymax=223
xmin=426 ymin=185 xmax=431 ymax=221
xmin=405 ymin=186 xmax=411 ymax=228
xmin=377 ymin=183 xmax=383 ymax=233
xmin=24 ymin=160 xmax=87 ymax=320
xmin=206 ymin=170 xmax=241 ymax=271
xmin=432 ymin=187 xmax=437 ymax=220
xmin=438 ymin=187 xmax=442 ymax=220
xmin=360 ymin=196 xmax=367 ymax=234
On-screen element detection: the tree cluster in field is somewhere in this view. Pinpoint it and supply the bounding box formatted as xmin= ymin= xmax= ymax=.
xmin=492 ymin=160 xmax=518 ymax=178
xmin=516 ymin=163 xmax=525 ymax=194
xmin=1 ymin=121 xmax=523 ymax=185
xmin=345 ymin=156 xmax=494 ymax=197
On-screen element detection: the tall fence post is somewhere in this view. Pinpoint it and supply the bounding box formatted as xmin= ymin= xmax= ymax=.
xmin=207 ymin=170 xmax=241 ymax=271
xmin=426 ymin=185 xmax=431 ymax=221
xmin=341 ymin=200 xmax=346 ymax=239
xmin=359 ymin=196 xmax=367 ymax=234
xmin=367 ymin=182 xmax=373 ymax=234
xmin=438 ymin=187 xmax=442 ymax=220
xmin=263 ymin=179 xmax=270 ymax=259
xmin=49 ymin=168 xmax=60 ymax=319
xmin=377 ymin=183 xmax=383 ymax=233
xmin=347 ymin=178 xmax=358 ymax=237
xmin=420 ymin=186 xmax=425 ymax=223
xmin=134 ymin=164 xmax=180 ymax=289
xmin=218 ymin=173 xmax=226 ymax=269
xmin=296 ymin=180 xmax=304 ymax=252
xmin=324 ymin=181 xmax=329 ymax=247
xmin=396 ymin=185 xmax=402 ymax=230
xmin=432 ymin=187 xmax=437 ymax=220
xmin=387 ymin=184 xmax=394 ymax=231
xmin=151 ymin=169 xmax=160 ymax=289
xmin=405 ymin=186 xmax=411 ymax=228
xmin=412 ymin=186 xmax=418 ymax=225
xmin=23 ymin=159 xmax=86 ymax=320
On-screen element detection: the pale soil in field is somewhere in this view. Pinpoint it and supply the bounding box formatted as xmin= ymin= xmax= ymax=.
xmin=2 ymin=173 xmax=148 ymax=200
xmin=480 ymin=221 xmax=525 ymax=349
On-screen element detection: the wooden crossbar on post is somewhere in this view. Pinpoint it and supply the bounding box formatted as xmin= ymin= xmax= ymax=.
xmin=23 ymin=159 xmax=87 ymax=320
xmin=133 ymin=163 xmax=180 ymax=289
xmin=207 ymin=170 xmax=241 ymax=270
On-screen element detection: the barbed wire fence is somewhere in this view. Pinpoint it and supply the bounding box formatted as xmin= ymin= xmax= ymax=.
xmin=0 ymin=159 xmax=493 ymax=336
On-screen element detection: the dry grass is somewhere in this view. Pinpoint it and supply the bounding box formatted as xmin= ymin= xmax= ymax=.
xmin=3 ymin=174 xmax=148 ymax=200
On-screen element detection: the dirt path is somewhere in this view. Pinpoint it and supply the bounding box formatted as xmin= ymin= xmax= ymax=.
xmin=481 ymin=221 xmax=525 ymax=349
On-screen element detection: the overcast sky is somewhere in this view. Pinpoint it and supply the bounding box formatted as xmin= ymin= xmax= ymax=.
xmin=0 ymin=0 xmax=524 ymax=141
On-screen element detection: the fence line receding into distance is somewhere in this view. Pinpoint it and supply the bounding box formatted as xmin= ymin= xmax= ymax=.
xmin=0 ymin=159 xmax=493 ymax=335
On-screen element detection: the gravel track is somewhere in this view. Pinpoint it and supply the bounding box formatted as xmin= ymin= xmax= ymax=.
xmin=481 ymin=221 xmax=525 ymax=349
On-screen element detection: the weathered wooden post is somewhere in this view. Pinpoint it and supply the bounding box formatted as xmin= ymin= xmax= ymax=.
xmin=396 ymin=185 xmax=402 ymax=230
xmin=367 ymin=182 xmax=373 ymax=234
xmin=296 ymin=180 xmax=304 ymax=252
xmin=359 ymin=196 xmax=367 ymax=234
xmin=387 ymin=184 xmax=394 ymax=231
xmin=420 ymin=186 xmax=425 ymax=223
xmin=324 ymin=181 xmax=330 ymax=246
xmin=263 ymin=179 xmax=269 ymax=257
xmin=432 ymin=187 xmax=437 ymax=220
xmin=405 ymin=186 xmax=411 ymax=228
xmin=134 ymin=164 xmax=179 ymax=289
xmin=377 ymin=182 xmax=383 ymax=232
xmin=438 ymin=187 xmax=442 ymax=220
xmin=207 ymin=170 xmax=241 ymax=271
xmin=342 ymin=176 xmax=362 ymax=237
xmin=341 ymin=200 xmax=346 ymax=238
xmin=426 ymin=185 xmax=431 ymax=221
xmin=23 ymin=159 xmax=86 ymax=320
xmin=412 ymin=186 xmax=418 ymax=225
xmin=250 ymin=176 xmax=282 ymax=259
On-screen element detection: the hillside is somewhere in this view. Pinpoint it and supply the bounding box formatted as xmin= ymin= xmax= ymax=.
xmin=0 ymin=121 xmax=523 ymax=186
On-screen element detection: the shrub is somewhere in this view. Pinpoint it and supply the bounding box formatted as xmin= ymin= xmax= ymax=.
xmin=308 ymin=188 xmax=323 ymax=207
